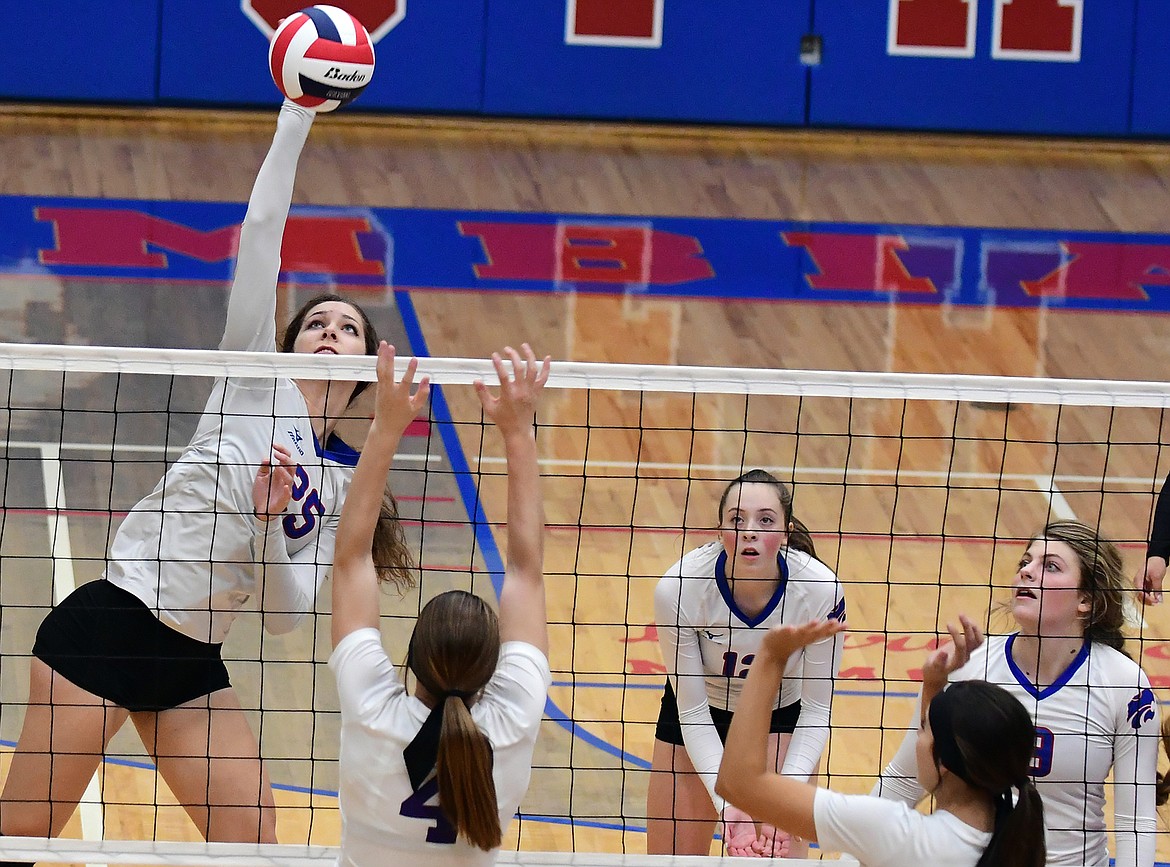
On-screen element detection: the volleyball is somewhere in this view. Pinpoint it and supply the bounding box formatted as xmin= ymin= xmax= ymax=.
xmin=268 ymin=5 xmax=375 ymax=112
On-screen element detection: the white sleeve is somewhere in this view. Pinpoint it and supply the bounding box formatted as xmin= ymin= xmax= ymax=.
xmin=779 ymin=588 xmax=845 ymax=780
xmin=654 ymin=575 xmax=728 ymax=812
xmin=220 ymin=102 xmax=314 ymax=352
xmin=870 ymin=688 xmax=927 ymax=805
xmin=813 ymin=788 xmax=914 ymax=863
xmin=1111 ymin=680 xmax=1159 ymax=867
xmin=251 ymin=511 xmax=335 ymax=634
xmin=329 ymin=627 xmax=402 ymax=720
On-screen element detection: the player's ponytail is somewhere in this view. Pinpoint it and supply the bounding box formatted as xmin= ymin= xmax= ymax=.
xmin=718 ymin=469 xmax=818 ymax=559
xmin=408 ymin=591 xmax=503 ymax=851
xmin=437 ymin=693 xmax=501 ymax=851
xmin=976 ymin=778 xmax=1044 ymax=867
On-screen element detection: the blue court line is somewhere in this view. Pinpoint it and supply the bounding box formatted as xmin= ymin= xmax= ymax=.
xmin=555 ymin=680 xmax=1170 ymax=707
xmin=394 ymin=289 xmax=651 ymax=772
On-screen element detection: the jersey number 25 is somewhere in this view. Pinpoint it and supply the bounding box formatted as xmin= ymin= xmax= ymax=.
xmin=282 ymin=465 xmax=325 ymax=539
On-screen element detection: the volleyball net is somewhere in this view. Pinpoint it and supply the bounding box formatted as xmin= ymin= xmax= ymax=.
xmin=0 ymin=342 xmax=1167 ymax=864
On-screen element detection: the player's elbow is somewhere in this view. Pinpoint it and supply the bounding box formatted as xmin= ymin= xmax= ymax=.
xmin=714 ymin=771 xmax=734 ymax=803
xmin=262 ymin=610 xmax=304 ymax=635
xmin=715 ymin=766 xmax=749 ymax=808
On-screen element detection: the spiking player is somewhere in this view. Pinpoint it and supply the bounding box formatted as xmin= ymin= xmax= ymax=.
xmin=648 ymin=469 xmax=846 ymax=858
xmin=0 ymin=102 xmax=413 ymax=849
xmin=874 ymin=520 xmax=1163 ymax=867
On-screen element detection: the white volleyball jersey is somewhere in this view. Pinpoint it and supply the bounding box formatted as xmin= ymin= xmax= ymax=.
xmin=655 ymin=541 xmax=846 ymax=806
xmin=814 ymin=788 xmax=990 ymax=867
xmin=874 ymin=634 xmax=1159 ymax=867
xmin=329 ymin=629 xmax=551 ymax=867
xmin=106 ymin=104 xmax=356 ymax=644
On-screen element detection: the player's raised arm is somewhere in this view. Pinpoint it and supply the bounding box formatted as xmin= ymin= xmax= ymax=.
xmin=221 ymin=101 xmax=313 ymax=352
xmin=474 ymin=344 xmax=550 ymax=655
xmin=331 ymin=343 xmax=429 ymax=648
xmin=716 ymin=619 xmax=846 ymax=842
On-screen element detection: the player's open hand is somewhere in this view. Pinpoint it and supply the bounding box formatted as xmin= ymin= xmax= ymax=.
xmin=753 ymin=823 xmax=792 ymax=857
xmin=253 ymin=442 xmax=297 ymax=519
xmin=721 ymin=806 xmax=764 ymax=858
xmin=371 ymin=341 xmax=430 ymax=437
xmin=474 ymin=344 xmax=550 ymax=438
xmin=922 ymin=613 xmax=983 ymax=691
xmin=760 ymin=618 xmax=846 ymax=663
xmin=1136 ymin=556 xmax=1166 ymax=605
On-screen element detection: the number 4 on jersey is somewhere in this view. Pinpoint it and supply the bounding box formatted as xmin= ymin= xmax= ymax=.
xmin=400 ymin=777 xmax=457 ymax=844
xmin=888 ymin=0 xmax=1082 ymax=62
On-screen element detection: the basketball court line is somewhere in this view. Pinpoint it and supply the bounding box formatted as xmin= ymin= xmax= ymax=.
xmin=472 ymin=456 xmax=1165 ymax=489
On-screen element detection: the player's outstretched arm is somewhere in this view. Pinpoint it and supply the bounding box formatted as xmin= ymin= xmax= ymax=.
xmin=475 ymin=344 xmax=550 ymax=655
xmin=716 ymin=619 xmax=846 ymax=844
xmin=221 ymin=101 xmax=314 ymax=352
xmin=331 ymin=343 xmax=429 ymax=648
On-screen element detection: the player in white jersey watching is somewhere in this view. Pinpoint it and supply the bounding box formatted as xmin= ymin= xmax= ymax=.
xmin=874 ymin=520 xmax=1161 ymax=866
xmin=647 ymin=469 xmax=846 ymax=857
xmin=329 ymin=343 xmax=551 ymax=866
xmin=0 ymin=102 xmax=413 ymax=850
xmin=717 ymin=616 xmax=1046 ymax=867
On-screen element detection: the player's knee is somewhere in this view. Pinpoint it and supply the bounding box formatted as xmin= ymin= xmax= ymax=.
xmin=205 ymin=805 xmax=276 ymax=844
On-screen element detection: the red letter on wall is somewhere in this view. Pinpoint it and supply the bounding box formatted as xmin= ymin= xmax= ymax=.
xmin=37 ymin=208 xmax=383 ymax=277
xmin=461 ymin=221 xmax=713 ymax=287
xmin=37 ymin=209 xmax=237 ymax=268
xmin=1021 ymin=241 xmax=1170 ymax=300
xmin=888 ymin=0 xmax=977 ymax=58
xmin=566 ymin=0 xmax=663 ymax=48
xmin=783 ymin=232 xmax=938 ymax=294
xmin=993 ymin=0 xmax=1082 ymax=61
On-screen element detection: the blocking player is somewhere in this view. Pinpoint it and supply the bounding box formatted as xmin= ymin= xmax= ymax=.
xmin=329 ymin=343 xmax=552 ymax=865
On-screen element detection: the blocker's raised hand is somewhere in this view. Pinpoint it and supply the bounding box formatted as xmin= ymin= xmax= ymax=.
xmin=370 ymin=341 xmax=430 ymax=437
xmin=474 ymin=343 xmax=551 ymax=436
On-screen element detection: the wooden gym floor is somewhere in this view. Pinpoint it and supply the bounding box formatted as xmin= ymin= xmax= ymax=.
xmin=1 ymin=104 xmax=1170 ymax=860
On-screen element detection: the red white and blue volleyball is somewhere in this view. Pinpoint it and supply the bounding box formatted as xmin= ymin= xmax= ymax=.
xmin=268 ymin=5 xmax=375 ymax=112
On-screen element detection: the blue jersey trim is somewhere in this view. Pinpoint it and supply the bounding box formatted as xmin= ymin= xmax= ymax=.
xmin=714 ymin=549 xmax=789 ymax=628
xmin=314 ymin=428 xmax=360 ymax=467
xmin=1004 ymin=633 xmax=1091 ymax=700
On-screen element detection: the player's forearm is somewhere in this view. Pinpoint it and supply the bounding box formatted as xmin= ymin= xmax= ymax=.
xmin=1149 ymin=473 xmax=1170 ymax=560
xmin=504 ymin=427 xmax=544 ymax=584
xmin=252 ymin=529 xmax=316 ymax=633
xmin=223 ymin=104 xmax=313 ymax=350
xmin=716 ymin=647 xmax=787 ymax=805
xmin=334 ymin=423 xmax=399 ymax=566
